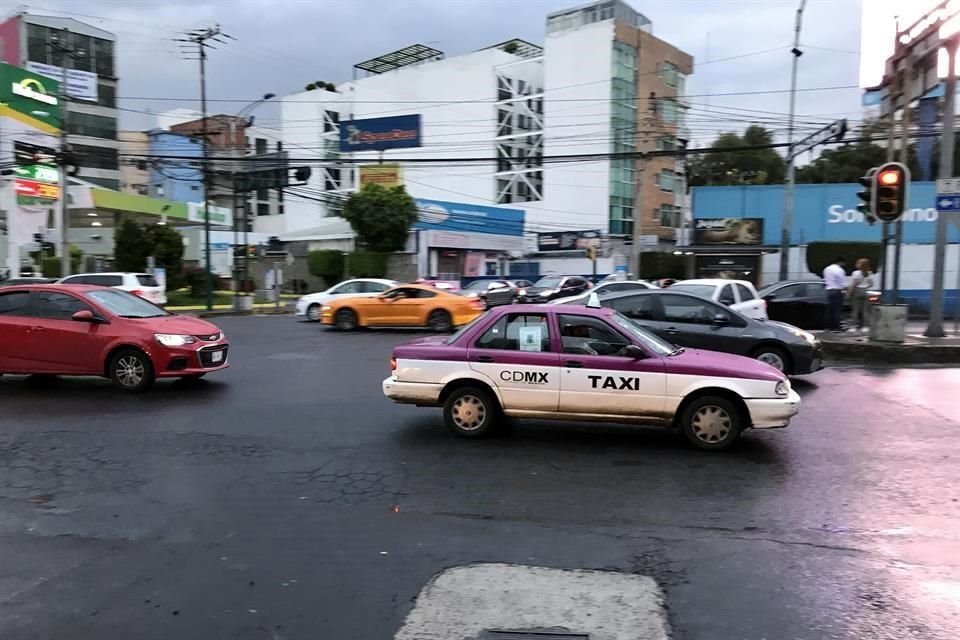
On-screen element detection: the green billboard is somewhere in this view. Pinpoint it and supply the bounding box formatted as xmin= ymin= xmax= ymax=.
xmin=0 ymin=62 xmax=61 ymax=129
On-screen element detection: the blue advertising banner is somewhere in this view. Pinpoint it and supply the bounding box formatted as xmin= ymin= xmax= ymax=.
xmin=413 ymin=198 xmax=525 ymax=237
xmin=692 ymin=183 xmax=960 ymax=245
xmin=339 ymin=114 xmax=421 ymax=152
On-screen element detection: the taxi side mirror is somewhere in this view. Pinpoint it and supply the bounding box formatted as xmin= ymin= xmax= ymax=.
xmin=623 ymin=344 xmax=646 ymax=359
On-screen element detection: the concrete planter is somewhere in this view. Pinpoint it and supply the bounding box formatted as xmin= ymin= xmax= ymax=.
xmin=869 ymin=304 xmax=908 ymax=343
xmin=234 ymin=295 xmax=255 ymax=312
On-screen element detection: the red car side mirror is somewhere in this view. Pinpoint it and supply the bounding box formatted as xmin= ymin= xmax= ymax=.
xmin=72 ymin=309 xmax=95 ymax=322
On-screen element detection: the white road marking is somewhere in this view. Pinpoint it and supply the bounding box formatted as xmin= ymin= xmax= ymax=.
xmin=394 ymin=563 xmax=669 ymax=640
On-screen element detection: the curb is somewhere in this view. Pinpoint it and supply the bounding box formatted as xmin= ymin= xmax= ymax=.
xmin=820 ymin=338 xmax=960 ymax=364
xmin=177 ymin=308 xmax=295 ymax=318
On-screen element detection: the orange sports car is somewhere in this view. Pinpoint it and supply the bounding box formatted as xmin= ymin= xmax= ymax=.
xmin=320 ymin=283 xmax=485 ymax=332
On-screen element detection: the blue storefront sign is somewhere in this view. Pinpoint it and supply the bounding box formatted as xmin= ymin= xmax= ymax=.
xmin=691 ymin=183 xmax=960 ymax=245
xmin=339 ymin=114 xmax=421 ymax=152
xmin=413 ymin=198 xmax=524 ymax=237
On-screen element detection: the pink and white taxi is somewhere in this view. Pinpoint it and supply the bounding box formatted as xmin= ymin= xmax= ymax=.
xmin=383 ymin=300 xmax=801 ymax=451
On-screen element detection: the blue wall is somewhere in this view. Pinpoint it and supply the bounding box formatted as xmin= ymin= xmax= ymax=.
xmin=147 ymin=131 xmax=204 ymax=203
xmin=692 ymin=182 xmax=959 ymax=245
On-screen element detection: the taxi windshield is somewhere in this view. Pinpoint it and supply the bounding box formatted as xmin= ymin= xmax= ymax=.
xmin=610 ymin=312 xmax=676 ymax=356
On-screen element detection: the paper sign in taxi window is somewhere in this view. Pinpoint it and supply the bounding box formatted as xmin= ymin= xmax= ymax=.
xmin=519 ymin=326 xmax=543 ymax=352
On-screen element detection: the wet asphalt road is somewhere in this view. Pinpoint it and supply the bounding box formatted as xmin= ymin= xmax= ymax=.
xmin=0 ymin=315 xmax=958 ymax=640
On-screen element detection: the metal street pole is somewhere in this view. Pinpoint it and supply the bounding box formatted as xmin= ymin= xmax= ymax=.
xmin=893 ymin=83 xmax=910 ymax=301
xmin=54 ymin=30 xmax=72 ymax=279
xmin=199 ymin=43 xmax=213 ymax=311
xmin=779 ymin=0 xmax=807 ymax=281
xmin=926 ymin=37 xmax=957 ymax=338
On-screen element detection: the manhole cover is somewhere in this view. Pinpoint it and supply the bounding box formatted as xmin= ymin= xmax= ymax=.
xmin=482 ymin=631 xmax=589 ymax=639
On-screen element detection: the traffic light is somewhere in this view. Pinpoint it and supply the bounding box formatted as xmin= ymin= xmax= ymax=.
xmin=873 ymin=162 xmax=909 ymax=223
xmin=857 ymin=167 xmax=877 ymax=225
xmin=585 ymin=245 xmax=597 ymax=261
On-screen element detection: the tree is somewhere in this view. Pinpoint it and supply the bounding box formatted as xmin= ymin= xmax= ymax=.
xmin=307 ymin=249 xmax=344 ymax=286
xmin=341 ymin=184 xmax=418 ymax=253
xmin=114 ymin=219 xmax=185 ymax=288
xmin=114 ymin=219 xmax=151 ymax=272
xmin=687 ymin=125 xmax=785 ymax=187
xmin=144 ymin=224 xmax=185 ymax=289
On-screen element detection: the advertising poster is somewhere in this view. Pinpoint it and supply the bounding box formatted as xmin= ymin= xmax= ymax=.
xmin=693 ymin=218 xmax=764 ymax=245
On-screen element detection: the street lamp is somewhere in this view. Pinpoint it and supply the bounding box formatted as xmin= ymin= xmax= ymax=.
xmin=229 ymin=93 xmax=275 ymax=303
xmin=779 ymin=0 xmax=808 ymax=281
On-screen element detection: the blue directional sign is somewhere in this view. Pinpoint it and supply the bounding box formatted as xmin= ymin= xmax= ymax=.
xmin=936 ymin=194 xmax=960 ymax=211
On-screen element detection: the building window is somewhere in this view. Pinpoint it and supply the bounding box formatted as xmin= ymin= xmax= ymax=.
xmin=658 ymin=205 xmax=680 ymax=227
xmin=97 ymin=82 xmax=116 ymax=108
xmin=72 ymin=144 xmax=119 ymax=171
xmin=94 ymin=38 xmax=115 ymax=76
xmin=27 ymin=24 xmax=49 ymax=64
xmin=660 ymin=99 xmax=679 ymax=124
xmin=256 ymin=188 xmax=268 ymax=201
xmin=255 ymin=138 xmax=268 ymax=155
xmin=257 ymin=202 xmax=270 ymax=217
xmin=67 ymin=113 xmax=118 ymax=140
xmin=659 ymin=62 xmax=679 ymax=88
xmin=657 ymin=170 xmax=675 ymax=192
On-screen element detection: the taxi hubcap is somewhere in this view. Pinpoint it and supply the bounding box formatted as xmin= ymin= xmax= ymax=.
xmin=691 ymin=405 xmax=732 ymax=443
xmin=757 ymin=352 xmax=785 ymax=371
xmin=116 ymin=356 xmax=145 ymax=387
xmin=452 ymin=395 xmax=486 ymax=431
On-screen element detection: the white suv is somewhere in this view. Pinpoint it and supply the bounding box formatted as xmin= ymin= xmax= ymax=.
xmin=669 ymin=279 xmax=767 ymax=320
xmin=58 ymin=272 xmax=167 ymax=306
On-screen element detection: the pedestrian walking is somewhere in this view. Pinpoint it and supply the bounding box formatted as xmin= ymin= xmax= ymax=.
xmin=847 ymin=258 xmax=875 ymax=332
xmin=822 ymin=256 xmax=847 ymax=331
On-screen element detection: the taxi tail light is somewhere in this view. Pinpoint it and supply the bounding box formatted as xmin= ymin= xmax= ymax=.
xmin=390 ymin=356 xmax=397 ymax=371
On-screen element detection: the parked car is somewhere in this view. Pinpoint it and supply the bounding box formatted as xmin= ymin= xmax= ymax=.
xmin=58 ymin=272 xmax=167 ymax=306
xmin=758 ymin=280 xmax=881 ymax=330
xmin=551 ymin=279 xmax=657 ymax=304
xmin=515 ymin=275 xmax=592 ymax=303
xmin=0 ymin=277 xmax=56 ymax=287
xmin=295 ymin=278 xmax=397 ymax=322
xmin=382 ymin=302 xmax=801 ymax=451
xmin=669 ymin=278 xmax=767 ymax=320
xmin=0 ymin=284 xmax=228 ymax=391
xmin=460 ymin=279 xmax=535 ymax=308
xmin=565 ymin=289 xmax=822 ymax=375
xmin=320 ymin=284 xmax=485 ymax=332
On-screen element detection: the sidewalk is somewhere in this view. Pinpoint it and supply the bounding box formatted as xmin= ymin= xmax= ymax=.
xmin=816 ymin=322 xmax=960 ymax=365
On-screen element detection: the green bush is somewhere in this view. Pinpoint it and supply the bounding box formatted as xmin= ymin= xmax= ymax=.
xmin=806 ymin=242 xmax=882 ymax=276
xmin=637 ymin=251 xmax=686 ymax=280
xmin=348 ymin=251 xmax=388 ymax=278
xmin=182 ymin=266 xmax=220 ymax=297
xmin=307 ymin=250 xmax=344 ymax=286
xmin=41 ymin=246 xmax=84 ymax=278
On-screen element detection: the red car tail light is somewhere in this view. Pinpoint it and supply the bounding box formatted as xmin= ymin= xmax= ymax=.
xmin=470 ymin=299 xmax=485 ymax=310
xmin=390 ymin=357 xmax=397 ymax=371
xmin=130 ymin=289 xmax=144 ymax=297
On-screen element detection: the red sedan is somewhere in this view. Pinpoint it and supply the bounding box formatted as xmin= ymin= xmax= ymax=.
xmin=0 ymin=284 xmax=229 ymax=391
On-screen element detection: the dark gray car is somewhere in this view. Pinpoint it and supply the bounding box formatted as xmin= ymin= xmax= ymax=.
xmin=565 ymin=289 xmax=823 ymax=374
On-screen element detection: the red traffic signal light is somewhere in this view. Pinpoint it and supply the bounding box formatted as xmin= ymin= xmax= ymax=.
xmin=871 ymin=162 xmax=909 ymax=223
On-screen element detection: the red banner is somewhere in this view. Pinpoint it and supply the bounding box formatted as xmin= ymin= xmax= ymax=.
xmin=14 ymin=178 xmax=60 ymax=200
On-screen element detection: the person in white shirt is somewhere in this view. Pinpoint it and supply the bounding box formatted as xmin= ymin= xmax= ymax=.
xmin=822 ymin=257 xmax=847 ymax=331
xmin=847 ymin=258 xmax=875 ymax=331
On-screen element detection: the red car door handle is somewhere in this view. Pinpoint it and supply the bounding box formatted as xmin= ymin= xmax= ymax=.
xmin=29 ymin=326 xmax=46 ymax=332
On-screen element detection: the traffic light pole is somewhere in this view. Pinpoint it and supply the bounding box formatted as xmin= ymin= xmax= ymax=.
xmin=926 ymin=37 xmax=957 ymax=337
xmin=893 ymin=92 xmax=911 ymax=301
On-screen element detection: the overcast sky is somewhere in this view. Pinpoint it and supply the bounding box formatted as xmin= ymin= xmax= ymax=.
xmin=19 ymin=0 xmax=866 ymax=150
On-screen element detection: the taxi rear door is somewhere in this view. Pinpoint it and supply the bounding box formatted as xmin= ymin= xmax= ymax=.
xmin=467 ymin=311 xmax=560 ymax=411
xmin=556 ymin=313 xmax=666 ymax=419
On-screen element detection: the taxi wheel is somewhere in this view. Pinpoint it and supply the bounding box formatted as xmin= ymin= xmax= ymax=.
xmin=443 ymin=386 xmax=500 ymax=438
xmin=109 ymin=348 xmax=155 ymax=393
xmin=335 ymin=309 xmax=358 ymax=331
xmin=428 ymin=310 xmax=452 ymax=333
xmin=306 ymin=304 xmax=322 ymax=322
xmin=680 ymin=395 xmax=742 ymax=451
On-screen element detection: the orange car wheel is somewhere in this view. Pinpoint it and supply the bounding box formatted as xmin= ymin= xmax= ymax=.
xmin=335 ymin=308 xmax=358 ymax=331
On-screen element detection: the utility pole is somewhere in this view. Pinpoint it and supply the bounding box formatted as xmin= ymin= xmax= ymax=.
xmin=178 ymin=26 xmax=233 ymax=310
xmin=779 ymin=0 xmax=807 ymax=281
xmin=48 ymin=29 xmax=79 ymax=279
xmin=926 ymin=36 xmax=958 ymax=337
xmin=893 ymin=74 xmax=910 ymax=301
